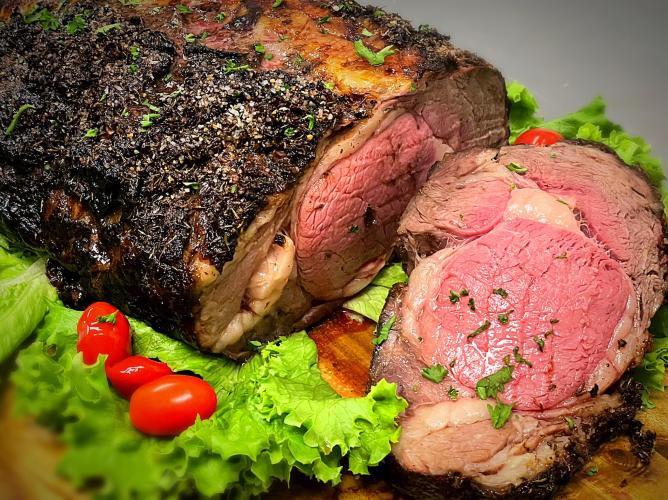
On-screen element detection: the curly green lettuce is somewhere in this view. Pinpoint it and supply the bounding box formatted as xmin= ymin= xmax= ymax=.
xmin=11 ymin=303 xmax=406 ymax=499
xmin=343 ymin=263 xmax=407 ymax=322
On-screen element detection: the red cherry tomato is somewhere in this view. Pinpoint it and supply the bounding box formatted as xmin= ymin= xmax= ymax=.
xmin=129 ymin=375 xmax=217 ymax=436
xmin=107 ymin=356 xmax=173 ymax=399
xmin=76 ymin=302 xmax=131 ymax=370
xmin=514 ymin=128 xmax=564 ymax=146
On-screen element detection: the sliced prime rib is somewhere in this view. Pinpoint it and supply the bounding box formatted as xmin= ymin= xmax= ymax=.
xmin=0 ymin=1 xmax=507 ymax=357
xmin=371 ymin=142 xmax=666 ymax=497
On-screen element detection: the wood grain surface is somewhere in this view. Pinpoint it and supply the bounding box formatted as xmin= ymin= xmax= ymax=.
xmin=1 ymin=310 xmax=667 ymax=499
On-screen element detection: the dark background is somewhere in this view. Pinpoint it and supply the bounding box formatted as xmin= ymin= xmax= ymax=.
xmin=376 ymin=0 xmax=667 ymax=168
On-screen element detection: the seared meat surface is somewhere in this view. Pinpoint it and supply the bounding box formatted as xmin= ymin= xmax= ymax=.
xmin=0 ymin=1 xmax=508 ymax=356
xmin=371 ymin=142 xmax=665 ymax=497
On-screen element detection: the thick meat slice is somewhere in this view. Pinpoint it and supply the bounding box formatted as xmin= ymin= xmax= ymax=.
xmin=0 ymin=1 xmax=507 ymax=357
xmin=372 ymin=142 xmax=665 ymax=497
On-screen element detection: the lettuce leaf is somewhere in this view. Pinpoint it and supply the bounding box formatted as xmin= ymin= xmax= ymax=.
xmin=0 ymin=235 xmax=56 ymax=363
xmin=342 ymin=263 xmax=407 ymax=322
xmin=12 ymin=303 xmax=406 ymax=499
xmin=507 ymin=81 xmax=664 ymax=187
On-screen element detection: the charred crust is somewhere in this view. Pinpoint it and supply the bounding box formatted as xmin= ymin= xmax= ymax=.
xmin=382 ymin=377 xmax=651 ymax=499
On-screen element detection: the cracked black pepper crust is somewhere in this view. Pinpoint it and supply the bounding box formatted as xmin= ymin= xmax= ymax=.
xmin=0 ymin=2 xmax=366 ymax=339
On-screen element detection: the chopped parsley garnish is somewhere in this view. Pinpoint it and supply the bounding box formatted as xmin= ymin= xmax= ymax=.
xmin=487 ymin=401 xmax=513 ymax=429
xmin=140 ymin=113 xmax=161 ymax=128
xmin=468 ymin=297 xmax=476 ymax=311
xmin=460 ymin=289 xmax=469 ymax=297
xmin=418 ymin=24 xmax=432 ymax=33
xmin=533 ymin=336 xmax=545 ymax=352
xmin=95 ymin=23 xmax=122 ymax=35
xmin=447 ymin=386 xmax=459 ymax=400
xmin=333 ymin=1 xmax=354 ymax=12
xmin=24 ymin=8 xmax=60 ymax=31
xmin=130 ymin=45 xmax=140 ymax=60
xmin=5 ymin=104 xmax=35 ymax=137
xmin=498 ymin=310 xmax=514 ymax=325
xmin=215 ymin=12 xmax=226 ymax=22
xmin=373 ymin=9 xmax=385 ymax=18
xmin=512 ymin=347 xmax=533 ymax=367
xmin=176 ymin=4 xmax=192 ymax=14
xmin=586 ymin=466 xmax=599 ymax=477
xmin=373 ymin=315 xmax=396 ymax=346
xmin=353 ymin=40 xmax=396 ymax=66
xmin=284 ymin=127 xmax=296 ymax=138
xmin=129 ymin=64 xmax=138 ymax=74
xmin=565 ymin=416 xmax=575 ymax=430
xmin=506 ymin=162 xmax=528 ymax=174
xmin=421 ymin=364 xmax=448 ymax=384
xmin=318 ymin=16 xmax=331 ymax=25
xmin=224 ymin=60 xmax=250 ymax=74
xmin=272 ymin=0 xmax=284 ymax=7
xmin=475 ymin=365 xmax=514 ymax=400
xmin=230 ymin=185 xmax=238 ymax=194
xmin=97 ymin=311 xmax=118 ymax=324
xmin=84 ymin=128 xmax=98 ymax=138
xmin=493 ymin=288 xmax=508 ymax=298
xmin=362 ymin=28 xmax=374 ymax=37
xmin=184 ymin=33 xmax=197 ymax=43
xmin=449 ymin=290 xmax=460 ymax=304
xmin=294 ymin=53 xmax=305 ymax=66
xmin=183 ymin=181 xmax=200 ymax=191
xmin=349 ymin=225 xmax=359 ymax=234
xmin=255 ymin=43 xmax=266 ymax=54
xmin=305 ymin=114 xmax=316 ymax=130
xmin=142 ymin=100 xmax=161 ymax=112
xmin=467 ymin=320 xmax=491 ymax=341
xmin=159 ymin=89 xmax=183 ymax=99
xmin=324 ymin=82 xmax=335 ymax=90
xmin=65 ymin=14 xmax=87 ymax=35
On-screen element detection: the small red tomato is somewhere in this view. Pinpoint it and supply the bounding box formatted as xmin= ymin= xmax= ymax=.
xmin=514 ymin=128 xmax=564 ymax=146
xmin=107 ymin=356 xmax=173 ymax=399
xmin=76 ymin=302 xmax=131 ymax=370
xmin=130 ymin=375 xmax=217 ymax=437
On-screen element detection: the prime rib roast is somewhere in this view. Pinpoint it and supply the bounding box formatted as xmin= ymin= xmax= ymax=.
xmin=0 ymin=0 xmax=507 ymax=357
xmin=370 ymin=142 xmax=666 ymax=498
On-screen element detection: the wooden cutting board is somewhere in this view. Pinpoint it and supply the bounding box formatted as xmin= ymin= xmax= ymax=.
xmin=1 ymin=311 xmax=667 ymax=499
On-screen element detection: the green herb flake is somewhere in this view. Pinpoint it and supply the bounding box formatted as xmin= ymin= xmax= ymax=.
xmin=476 ymin=365 xmax=514 ymax=400
xmin=305 ymin=114 xmax=316 ymax=131
xmin=349 ymin=225 xmax=359 ymax=234
xmin=272 ymin=0 xmax=284 ymax=7
xmin=141 ymin=100 xmax=161 ymax=113
xmin=362 ymin=28 xmax=374 ymax=37
xmin=284 ymin=127 xmax=296 ymax=138
xmin=586 ymin=466 xmax=599 ymax=477
xmin=24 ymin=8 xmax=61 ymax=31
xmin=294 ymin=53 xmax=305 ymax=66
xmin=176 ymin=4 xmax=192 ymax=14
xmin=97 ymin=311 xmax=117 ymax=324
xmin=95 ymin=23 xmax=122 ymax=35
xmin=373 ymin=315 xmax=396 ymax=346
xmin=421 ymin=364 xmax=448 ymax=384
xmin=565 ymin=416 xmax=575 ymax=430
xmin=512 ymin=346 xmax=533 ymax=368
xmin=487 ymin=401 xmax=513 ymax=429
xmin=449 ymin=290 xmax=460 ymax=304
xmin=255 ymin=43 xmax=266 ymax=54
xmin=533 ymin=336 xmax=545 ymax=352
xmin=65 ymin=14 xmax=87 ymax=35
xmin=460 ymin=289 xmax=469 ymax=297
xmin=5 ymin=104 xmax=35 ymax=137
xmin=214 ymin=12 xmax=226 ymax=22
xmin=468 ymin=297 xmax=476 ymax=311
xmin=324 ymin=82 xmax=335 ymax=91
xmin=468 ymin=320 xmax=491 ymax=341
xmin=318 ymin=16 xmax=331 ymax=25
xmin=373 ymin=9 xmax=385 ymax=18
xmin=224 ymin=60 xmax=250 ymax=74
xmin=129 ymin=64 xmax=138 ymax=75
xmin=498 ymin=310 xmax=514 ymax=325
xmin=84 ymin=128 xmax=98 ymax=138
xmin=493 ymin=288 xmax=508 ymax=298
xmin=353 ymin=40 xmax=396 ymax=66
xmin=418 ymin=24 xmax=432 ymax=33
xmin=506 ymin=162 xmax=528 ymax=175
xmin=184 ymin=33 xmax=197 ymax=43
xmin=130 ymin=45 xmax=140 ymax=61
xmin=183 ymin=181 xmax=200 ymax=191
xmin=447 ymin=386 xmax=459 ymax=400
xmin=140 ymin=113 xmax=161 ymax=128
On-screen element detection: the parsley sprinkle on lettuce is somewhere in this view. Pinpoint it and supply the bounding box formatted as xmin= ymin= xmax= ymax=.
xmin=343 ymin=263 xmax=407 ymax=322
xmin=353 ymin=40 xmax=396 ymax=66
